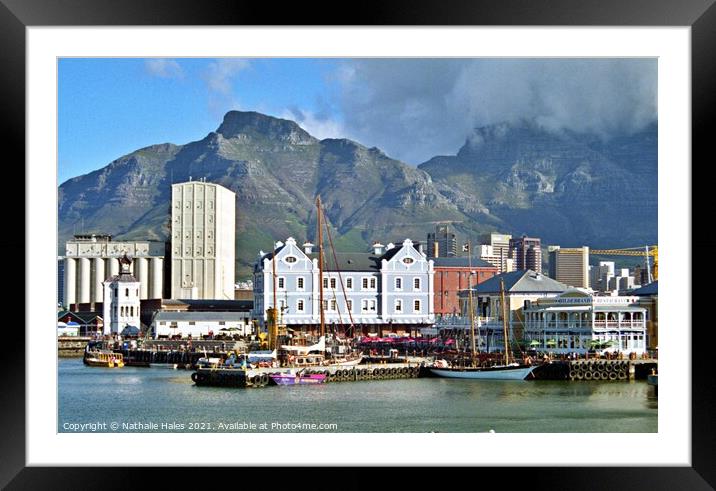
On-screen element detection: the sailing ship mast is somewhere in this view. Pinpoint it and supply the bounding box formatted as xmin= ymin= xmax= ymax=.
xmin=316 ymin=196 xmax=326 ymax=338
xmin=500 ymin=278 xmax=510 ymax=365
xmin=466 ymin=241 xmax=477 ymax=366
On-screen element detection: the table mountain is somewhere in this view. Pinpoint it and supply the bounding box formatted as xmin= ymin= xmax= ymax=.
xmin=418 ymin=120 xmax=657 ymax=248
xmin=58 ymin=111 xmax=657 ymax=279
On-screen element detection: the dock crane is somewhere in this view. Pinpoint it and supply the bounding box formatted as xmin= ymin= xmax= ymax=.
xmin=555 ymin=246 xmax=658 ymax=283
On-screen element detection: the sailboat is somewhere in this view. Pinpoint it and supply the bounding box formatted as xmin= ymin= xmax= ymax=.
xmin=430 ymin=249 xmax=537 ymax=381
xmin=272 ymin=196 xmax=362 ymax=369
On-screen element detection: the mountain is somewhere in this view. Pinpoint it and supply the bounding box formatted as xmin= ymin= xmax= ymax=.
xmin=58 ymin=112 xmax=657 ymax=279
xmin=418 ymin=121 xmax=657 ymax=247
xmin=58 ymin=111 xmax=465 ymax=277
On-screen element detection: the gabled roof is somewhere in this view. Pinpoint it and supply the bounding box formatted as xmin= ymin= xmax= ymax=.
xmin=58 ymin=311 xmax=103 ymax=323
xmin=474 ymin=270 xmax=568 ymax=294
xmin=629 ymin=281 xmax=658 ymax=296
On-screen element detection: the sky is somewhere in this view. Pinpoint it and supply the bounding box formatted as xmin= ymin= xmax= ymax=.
xmin=58 ymin=58 xmax=657 ymax=184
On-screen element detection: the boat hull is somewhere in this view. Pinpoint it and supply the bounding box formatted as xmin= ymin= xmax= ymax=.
xmin=270 ymin=374 xmax=327 ymax=385
xmin=430 ymin=365 xmax=536 ymax=380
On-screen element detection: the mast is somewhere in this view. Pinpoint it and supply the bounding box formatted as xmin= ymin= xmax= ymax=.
xmin=268 ymin=240 xmax=278 ymax=350
xmin=316 ymin=196 xmax=326 ymax=338
xmin=466 ymin=241 xmax=477 ymax=365
xmin=500 ymin=278 xmax=510 ymax=365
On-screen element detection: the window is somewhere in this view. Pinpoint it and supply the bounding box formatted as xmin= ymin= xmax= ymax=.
xmin=189 ymin=321 xmax=195 ymax=325
xmin=402 ymin=257 xmax=414 ymax=264
xmin=346 ymin=300 xmax=353 ymax=312
xmin=413 ymin=278 xmax=421 ymax=290
xmin=278 ymin=277 xmax=285 ymax=289
xmin=346 ymin=278 xmax=353 ymax=289
xmin=125 ymin=288 xmax=129 ymax=296
xmin=297 ymin=277 xmax=304 ymax=290
xmin=285 ymin=256 xmax=297 ymax=263
xmin=395 ymin=277 xmax=402 ymax=290
xmin=297 ymin=299 xmax=305 ymax=312
xmin=330 ymin=300 xmax=337 ymax=311
xmin=219 ymin=321 xmax=225 ymax=325
xmin=414 ymin=300 xmax=421 ymax=312
xmin=395 ymin=299 xmax=403 ymax=312
xmin=362 ymin=277 xmax=368 ymax=289
xmin=369 ymin=300 xmax=376 ymax=311
xmin=279 ymin=299 xmax=286 ymax=311
xmin=370 ymin=277 xmax=376 ymax=289
xmin=330 ymin=278 xmax=337 ymax=289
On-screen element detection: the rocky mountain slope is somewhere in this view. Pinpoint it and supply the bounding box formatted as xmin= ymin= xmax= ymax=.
xmin=58 ymin=111 xmax=657 ymax=278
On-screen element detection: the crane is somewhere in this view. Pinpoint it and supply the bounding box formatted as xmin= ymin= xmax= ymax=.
xmin=555 ymin=246 xmax=658 ymax=283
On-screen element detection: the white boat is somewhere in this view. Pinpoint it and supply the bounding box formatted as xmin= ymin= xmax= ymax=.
xmin=430 ymin=256 xmax=539 ymax=381
xmin=149 ymin=363 xmax=179 ymax=369
xmin=430 ymin=364 xmax=536 ymax=380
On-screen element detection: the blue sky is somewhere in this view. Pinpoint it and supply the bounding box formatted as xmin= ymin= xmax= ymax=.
xmin=58 ymin=58 xmax=657 ymax=184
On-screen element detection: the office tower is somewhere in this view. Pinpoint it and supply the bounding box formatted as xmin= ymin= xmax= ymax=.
xmin=509 ymin=235 xmax=542 ymax=273
xmin=548 ymin=245 xmax=590 ymax=289
xmin=427 ymin=224 xmax=457 ymax=258
xmin=478 ymin=233 xmax=513 ymax=273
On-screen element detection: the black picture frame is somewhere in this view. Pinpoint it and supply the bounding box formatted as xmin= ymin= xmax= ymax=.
xmin=6 ymin=0 xmax=712 ymax=488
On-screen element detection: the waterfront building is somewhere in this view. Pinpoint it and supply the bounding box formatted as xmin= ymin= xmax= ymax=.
xmin=478 ymin=233 xmax=514 ymax=273
xmin=151 ymin=311 xmax=253 ymax=339
xmin=57 ymin=310 xmax=103 ymax=337
xmin=102 ymin=255 xmax=141 ymax=335
xmin=63 ymin=234 xmax=166 ymax=310
xmin=523 ymin=289 xmax=648 ymax=355
xmin=548 ymin=245 xmax=590 ymax=288
xmin=170 ymin=180 xmax=236 ymax=300
xmin=448 ymin=270 xmax=568 ymax=351
xmin=252 ymin=237 xmax=434 ymax=336
xmin=432 ymin=256 xmax=498 ymax=318
xmin=427 ymin=224 xmax=457 ymax=258
xmin=509 ymin=235 xmax=542 ymax=273
xmin=630 ymin=281 xmax=658 ymax=351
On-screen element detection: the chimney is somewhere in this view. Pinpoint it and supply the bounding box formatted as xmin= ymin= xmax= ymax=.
xmin=303 ymin=242 xmax=314 ymax=254
xmin=372 ymin=242 xmax=385 ymax=255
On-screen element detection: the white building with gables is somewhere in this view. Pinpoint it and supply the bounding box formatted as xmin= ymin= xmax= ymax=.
xmin=252 ymin=237 xmax=434 ymax=336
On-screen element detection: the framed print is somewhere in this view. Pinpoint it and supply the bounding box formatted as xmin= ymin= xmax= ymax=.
xmin=6 ymin=0 xmax=714 ymax=488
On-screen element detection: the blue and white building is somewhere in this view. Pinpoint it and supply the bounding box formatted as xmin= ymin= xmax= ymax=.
xmin=253 ymin=237 xmax=434 ymax=335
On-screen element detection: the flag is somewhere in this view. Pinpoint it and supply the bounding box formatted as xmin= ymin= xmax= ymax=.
xmin=462 ymin=243 xmax=470 ymax=252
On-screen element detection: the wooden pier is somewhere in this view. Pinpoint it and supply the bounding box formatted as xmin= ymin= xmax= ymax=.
xmin=191 ymin=362 xmax=426 ymax=388
xmin=533 ymin=359 xmax=658 ymax=381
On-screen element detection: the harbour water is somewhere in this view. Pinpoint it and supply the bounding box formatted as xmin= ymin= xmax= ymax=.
xmin=58 ymin=358 xmax=657 ymax=433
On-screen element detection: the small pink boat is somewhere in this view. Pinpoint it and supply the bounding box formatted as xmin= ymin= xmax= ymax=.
xmin=270 ymin=373 xmax=327 ymax=385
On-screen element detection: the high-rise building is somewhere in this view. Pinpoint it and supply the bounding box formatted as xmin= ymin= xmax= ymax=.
xmin=427 ymin=224 xmax=457 ymax=258
xmin=548 ymin=245 xmax=590 ymax=289
xmin=509 ymin=235 xmax=542 ymax=273
xmin=63 ymin=234 xmax=166 ymax=310
xmin=478 ymin=233 xmax=513 ymax=273
xmin=171 ymin=180 xmax=235 ymax=300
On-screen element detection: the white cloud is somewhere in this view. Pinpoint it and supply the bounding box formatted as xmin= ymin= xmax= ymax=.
xmin=202 ymin=59 xmax=251 ymax=117
xmin=144 ymin=59 xmax=183 ymax=78
xmin=331 ymin=59 xmax=657 ymax=165
xmin=281 ymin=107 xmax=345 ymax=141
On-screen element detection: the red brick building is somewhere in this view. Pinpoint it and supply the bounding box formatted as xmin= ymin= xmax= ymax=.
xmin=432 ymin=257 xmax=498 ymax=317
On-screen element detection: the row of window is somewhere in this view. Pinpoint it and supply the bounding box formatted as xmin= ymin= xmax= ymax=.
xmin=114 ymin=288 xmax=139 ymax=297
xmin=115 ymin=305 xmax=136 ymax=317
xmin=275 ymin=276 xmax=422 ymax=291
xmin=277 ymin=299 xmax=422 ymax=313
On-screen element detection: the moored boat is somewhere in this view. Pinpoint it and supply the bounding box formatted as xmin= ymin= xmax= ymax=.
xmin=84 ymin=350 xmax=124 ymax=368
xmin=270 ymin=372 xmax=327 ymax=385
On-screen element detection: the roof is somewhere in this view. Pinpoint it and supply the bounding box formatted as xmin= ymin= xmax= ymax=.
xmin=474 ymin=270 xmax=568 ymax=294
xmin=306 ymin=252 xmax=382 ymax=271
xmin=106 ymin=272 xmax=139 ymax=283
xmin=629 ymin=281 xmax=658 ymax=296
xmin=58 ymin=311 xmax=103 ymax=323
xmin=432 ymin=256 xmax=494 ymax=268
xmin=175 ymin=299 xmax=253 ymax=311
xmin=153 ymin=311 xmax=251 ymax=322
